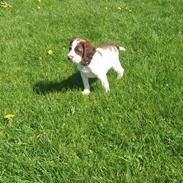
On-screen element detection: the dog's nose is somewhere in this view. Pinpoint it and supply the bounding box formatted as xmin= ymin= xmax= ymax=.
xmin=67 ymin=55 xmax=73 ymax=61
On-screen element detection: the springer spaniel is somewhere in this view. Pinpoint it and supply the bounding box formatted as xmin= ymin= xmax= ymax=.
xmin=67 ymin=37 xmax=126 ymax=95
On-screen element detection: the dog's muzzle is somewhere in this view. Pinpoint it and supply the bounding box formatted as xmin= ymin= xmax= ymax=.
xmin=67 ymin=55 xmax=74 ymax=61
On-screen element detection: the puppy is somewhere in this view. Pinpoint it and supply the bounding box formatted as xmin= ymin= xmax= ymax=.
xmin=67 ymin=37 xmax=125 ymax=95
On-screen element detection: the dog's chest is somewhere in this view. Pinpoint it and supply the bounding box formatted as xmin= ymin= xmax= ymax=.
xmin=78 ymin=65 xmax=96 ymax=78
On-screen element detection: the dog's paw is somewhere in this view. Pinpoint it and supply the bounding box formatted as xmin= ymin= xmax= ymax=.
xmin=82 ymin=89 xmax=90 ymax=95
xmin=105 ymin=87 xmax=110 ymax=93
xmin=117 ymin=70 xmax=124 ymax=80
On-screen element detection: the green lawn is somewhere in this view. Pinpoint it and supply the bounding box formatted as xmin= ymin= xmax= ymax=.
xmin=0 ymin=0 xmax=183 ymax=182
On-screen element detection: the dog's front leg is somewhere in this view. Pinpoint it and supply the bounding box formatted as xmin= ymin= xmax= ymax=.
xmin=80 ymin=72 xmax=90 ymax=95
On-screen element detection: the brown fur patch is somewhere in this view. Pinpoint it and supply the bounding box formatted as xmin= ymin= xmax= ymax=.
xmin=79 ymin=41 xmax=96 ymax=66
xmin=100 ymin=44 xmax=118 ymax=52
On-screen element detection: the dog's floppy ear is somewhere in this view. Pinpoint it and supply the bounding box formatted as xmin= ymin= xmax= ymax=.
xmin=80 ymin=41 xmax=96 ymax=66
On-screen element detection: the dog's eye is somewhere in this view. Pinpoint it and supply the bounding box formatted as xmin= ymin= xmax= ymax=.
xmin=75 ymin=46 xmax=83 ymax=54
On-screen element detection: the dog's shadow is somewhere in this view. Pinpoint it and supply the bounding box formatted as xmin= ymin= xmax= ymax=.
xmin=33 ymin=72 xmax=96 ymax=95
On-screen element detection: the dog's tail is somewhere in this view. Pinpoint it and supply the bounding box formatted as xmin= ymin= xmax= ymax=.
xmin=117 ymin=46 xmax=126 ymax=52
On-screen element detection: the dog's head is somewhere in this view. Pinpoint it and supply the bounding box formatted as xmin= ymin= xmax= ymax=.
xmin=67 ymin=37 xmax=96 ymax=66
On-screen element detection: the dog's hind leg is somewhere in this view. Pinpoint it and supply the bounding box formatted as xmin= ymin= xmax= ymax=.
xmin=112 ymin=59 xmax=124 ymax=79
xmin=97 ymin=74 xmax=110 ymax=92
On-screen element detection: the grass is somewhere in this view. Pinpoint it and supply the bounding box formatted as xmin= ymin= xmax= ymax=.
xmin=0 ymin=0 xmax=183 ymax=182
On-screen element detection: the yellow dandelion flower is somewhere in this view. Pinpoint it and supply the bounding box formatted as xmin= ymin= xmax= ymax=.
xmin=48 ymin=49 xmax=54 ymax=55
xmin=4 ymin=114 xmax=15 ymax=120
xmin=0 ymin=1 xmax=11 ymax=8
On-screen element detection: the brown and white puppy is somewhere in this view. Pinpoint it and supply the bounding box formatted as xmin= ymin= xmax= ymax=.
xmin=67 ymin=37 xmax=125 ymax=95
